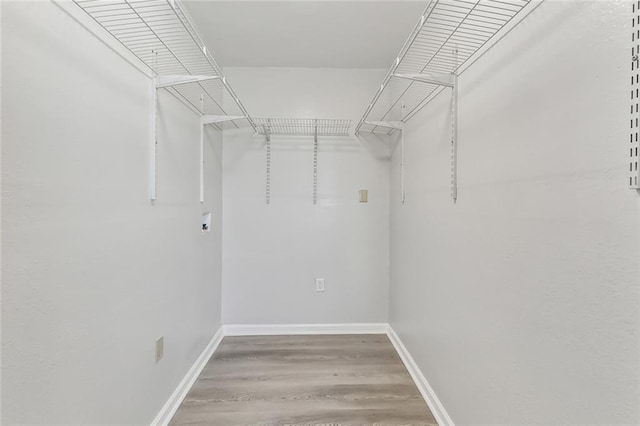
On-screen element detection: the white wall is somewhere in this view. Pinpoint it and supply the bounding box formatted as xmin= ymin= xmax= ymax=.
xmin=221 ymin=67 xmax=391 ymax=324
xmin=389 ymin=1 xmax=640 ymax=424
xmin=1 ymin=2 xmax=223 ymax=424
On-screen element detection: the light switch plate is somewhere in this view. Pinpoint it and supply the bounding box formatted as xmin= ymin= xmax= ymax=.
xmin=359 ymin=189 xmax=368 ymax=203
xmin=155 ymin=337 xmax=164 ymax=363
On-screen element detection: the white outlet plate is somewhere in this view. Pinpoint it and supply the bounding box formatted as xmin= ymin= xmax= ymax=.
xmin=315 ymin=278 xmax=325 ymax=292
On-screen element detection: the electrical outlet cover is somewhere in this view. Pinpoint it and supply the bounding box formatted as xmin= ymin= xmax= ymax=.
xmin=202 ymin=212 xmax=212 ymax=232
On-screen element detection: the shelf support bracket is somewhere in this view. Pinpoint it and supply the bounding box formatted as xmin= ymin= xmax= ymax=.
xmin=364 ymin=121 xmax=404 ymax=130
xmin=156 ymin=75 xmax=219 ymax=88
xmin=450 ymin=73 xmax=459 ymax=203
xmin=264 ymin=120 xmax=271 ymax=205
xmin=451 ymin=50 xmax=459 ymax=203
xmin=313 ymin=119 xmax=318 ymax=205
xmin=150 ymin=77 xmax=158 ymax=201
xmin=400 ymin=105 xmax=406 ymax=204
xmin=393 ymin=72 xmax=455 ymax=88
xmin=401 ymin=127 xmax=406 ymax=204
xmin=202 ymin=115 xmax=245 ymax=125
xmin=200 ymin=95 xmax=205 ymax=203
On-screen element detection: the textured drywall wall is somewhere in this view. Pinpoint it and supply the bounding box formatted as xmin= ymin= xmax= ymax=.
xmin=1 ymin=2 xmax=223 ymax=424
xmin=221 ymin=67 xmax=391 ymax=324
xmin=389 ymin=0 xmax=640 ymax=423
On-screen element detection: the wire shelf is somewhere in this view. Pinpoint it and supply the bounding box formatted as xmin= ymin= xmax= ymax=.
xmin=73 ymin=0 xmax=254 ymax=130
xmin=254 ymin=118 xmax=352 ymax=137
xmin=356 ymin=0 xmax=531 ymax=134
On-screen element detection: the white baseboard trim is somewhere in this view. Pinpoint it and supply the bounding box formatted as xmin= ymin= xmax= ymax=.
xmin=223 ymin=323 xmax=389 ymax=336
xmin=386 ymin=325 xmax=454 ymax=426
xmin=151 ymin=323 xmax=452 ymax=426
xmin=151 ymin=326 xmax=224 ymax=426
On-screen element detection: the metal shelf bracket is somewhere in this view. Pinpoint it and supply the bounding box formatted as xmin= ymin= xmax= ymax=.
xmin=156 ymin=75 xmax=219 ymax=89
xmin=392 ymin=73 xmax=454 ymax=88
xmin=313 ymin=119 xmax=318 ymax=205
xmin=364 ymin=121 xmax=404 ymax=130
xmin=150 ymin=77 xmax=158 ymax=202
xmin=401 ymin=126 xmax=405 ymax=204
xmin=202 ymin=115 xmax=246 ymax=125
xmin=200 ymin=95 xmax=205 ymax=203
xmin=400 ymin=105 xmax=406 ymax=204
xmin=264 ymin=120 xmax=272 ymax=205
xmin=631 ymin=2 xmax=640 ymax=189
xmin=451 ymin=71 xmax=459 ymax=203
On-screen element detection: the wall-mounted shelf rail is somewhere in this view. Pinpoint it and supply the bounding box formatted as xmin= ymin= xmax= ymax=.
xmin=631 ymin=2 xmax=640 ymax=189
xmin=73 ymin=0 xmax=256 ymax=201
xmin=254 ymin=118 xmax=352 ymax=205
xmin=355 ymin=0 xmax=531 ymax=136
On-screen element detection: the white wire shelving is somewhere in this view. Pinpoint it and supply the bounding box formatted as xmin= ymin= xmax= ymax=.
xmin=356 ymin=0 xmax=532 ymax=204
xmin=72 ymin=0 xmax=254 ymax=131
xmin=355 ymin=0 xmax=532 ymax=135
xmin=254 ymin=118 xmax=352 ymax=205
xmin=254 ymin=118 xmax=352 ymax=137
xmin=72 ymin=0 xmax=257 ymax=201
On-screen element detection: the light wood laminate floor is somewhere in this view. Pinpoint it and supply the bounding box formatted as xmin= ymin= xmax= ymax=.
xmin=169 ymin=334 xmax=437 ymax=425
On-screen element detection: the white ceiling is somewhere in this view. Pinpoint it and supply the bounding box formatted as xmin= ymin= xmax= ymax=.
xmin=182 ymin=1 xmax=426 ymax=69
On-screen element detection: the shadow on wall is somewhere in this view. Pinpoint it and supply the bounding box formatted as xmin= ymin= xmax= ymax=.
xmin=357 ymin=132 xmax=395 ymax=160
xmin=49 ymin=1 xmax=149 ymax=105
xmin=462 ymin=1 xmax=576 ymax=98
xmin=205 ymin=125 xmax=223 ymax=165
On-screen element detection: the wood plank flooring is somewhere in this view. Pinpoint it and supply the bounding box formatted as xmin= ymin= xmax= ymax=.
xmin=169 ymin=334 xmax=437 ymax=425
